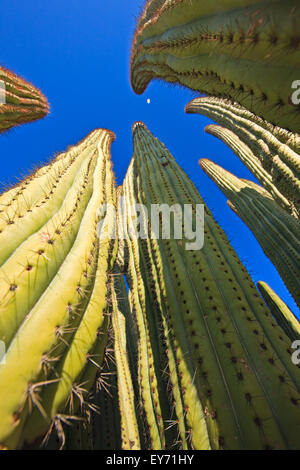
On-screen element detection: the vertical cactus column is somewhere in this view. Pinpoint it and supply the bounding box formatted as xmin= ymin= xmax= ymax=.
xmin=257 ymin=282 xmax=300 ymax=342
xmin=131 ymin=0 xmax=300 ymax=133
xmin=0 ymin=129 xmax=118 ymax=450
xmin=109 ymin=270 xmax=141 ymax=450
xmin=199 ymin=158 xmax=300 ymax=309
xmin=0 ymin=65 xmax=49 ymax=133
xmin=122 ymin=122 xmax=300 ymax=450
xmin=186 ymin=96 xmax=300 ymax=218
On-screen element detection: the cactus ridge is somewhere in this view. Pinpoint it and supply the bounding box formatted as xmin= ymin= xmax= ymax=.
xmin=200 ymin=158 xmax=300 ymax=310
xmin=131 ymin=0 xmax=300 ymax=133
xmin=121 ymin=122 xmax=300 ymax=450
xmin=0 ymin=65 xmax=49 ymax=133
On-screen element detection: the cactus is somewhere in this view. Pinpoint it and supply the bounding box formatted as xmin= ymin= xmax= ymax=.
xmin=131 ymin=0 xmax=300 ymax=133
xmin=120 ymin=121 xmax=300 ymax=450
xmin=0 ymin=65 xmax=48 ymax=133
xmin=110 ymin=270 xmax=141 ymax=450
xmin=257 ymin=281 xmax=300 ymax=342
xmin=186 ymin=96 xmax=300 ymax=218
xmin=200 ymin=158 xmax=300 ymax=309
xmin=121 ymin=163 xmax=185 ymax=450
xmin=0 ymin=129 xmax=118 ymax=450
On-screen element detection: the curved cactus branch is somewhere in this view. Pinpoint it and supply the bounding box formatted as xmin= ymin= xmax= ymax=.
xmin=186 ymin=96 xmax=300 ymax=218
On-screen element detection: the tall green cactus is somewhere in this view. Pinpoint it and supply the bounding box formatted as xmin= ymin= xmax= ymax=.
xmin=0 ymin=129 xmax=118 ymax=450
xmin=186 ymin=96 xmax=300 ymax=218
xmin=61 ymin=271 xmax=142 ymax=451
xmin=121 ymin=122 xmax=300 ymax=450
xmin=110 ymin=270 xmax=141 ymax=450
xmin=257 ymin=281 xmax=300 ymax=343
xmin=199 ymin=158 xmax=300 ymax=309
xmin=131 ymin=0 xmax=300 ymax=133
xmin=0 ymin=65 xmax=49 ymax=133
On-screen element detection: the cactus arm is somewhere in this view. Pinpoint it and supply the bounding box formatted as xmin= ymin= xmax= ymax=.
xmin=257 ymin=282 xmax=300 ymax=342
xmin=0 ymin=151 xmax=98 ymax=348
xmin=0 ymin=130 xmax=117 ymax=449
xmin=122 ymin=165 xmax=167 ymax=450
xmin=0 ymin=66 xmax=49 ymax=133
xmin=186 ymin=97 xmax=300 ymax=177
xmin=205 ymin=124 xmax=293 ymax=214
xmin=126 ymin=122 xmax=300 ymax=449
xmin=111 ymin=272 xmax=141 ymax=450
xmin=134 ymin=0 xmax=278 ymax=43
xmin=200 ymin=158 xmax=300 ymax=310
xmin=0 ymin=131 xmax=104 ymax=265
xmin=19 ymin=146 xmax=117 ymax=447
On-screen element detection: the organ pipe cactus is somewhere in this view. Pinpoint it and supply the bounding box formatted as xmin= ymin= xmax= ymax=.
xmin=0 ymin=129 xmax=117 ymax=450
xmin=257 ymin=281 xmax=300 ymax=342
xmin=200 ymin=158 xmax=300 ymax=309
xmin=121 ymin=122 xmax=300 ymax=450
xmin=186 ymin=96 xmax=300 ymax=218
xmin=110 ymin=271 xmax=141 ymax=450
xmin=0 ymin=65 xmax=49 ymax=133
xmin=62 ymin=272 xmax=141 ymax=451
xmin=131 ymin=0 xmax=300 ymax=133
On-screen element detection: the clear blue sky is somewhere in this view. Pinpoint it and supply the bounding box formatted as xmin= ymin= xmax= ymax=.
xmin=0 ymin=0 xmax=298 ymax=315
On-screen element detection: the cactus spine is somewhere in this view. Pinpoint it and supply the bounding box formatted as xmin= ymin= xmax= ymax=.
xmin=186 ymin=96 xmax=300 ymax=218
xmin=0 ymin=65 xmax=48 ymax=133
xmin=131 ymin=0 xmax=300 ymax=133
xmin=200 ymin=158 xmax=300 ymax=309
xmin=257 ymin=282 xmax=300 ymax=342
xmin=120 ymin=122 xmax=300 ymax=450
xmin=0 ymin=129 xmax=117 ymax=450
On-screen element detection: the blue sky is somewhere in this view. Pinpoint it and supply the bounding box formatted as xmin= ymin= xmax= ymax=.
xmin=0 ymin=0 xmax=298 ymax=314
